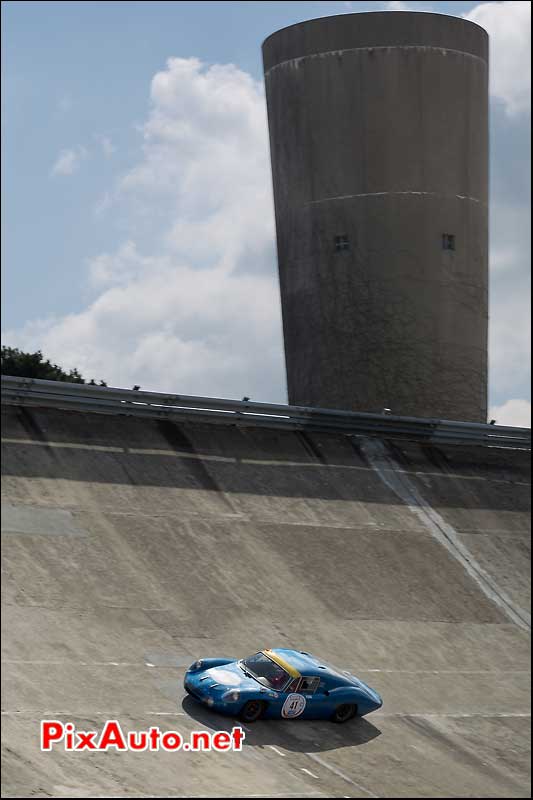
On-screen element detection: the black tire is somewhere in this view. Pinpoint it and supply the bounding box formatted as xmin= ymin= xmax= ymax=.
xmin=331 ymin=703 xmax=357 ymax=723
xmin=239 ymin=700 xmax=266 ymax=723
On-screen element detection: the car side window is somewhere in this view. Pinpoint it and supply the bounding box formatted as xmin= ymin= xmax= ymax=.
xmin=287 ymin=678 xmax=300 ymax=692
xmin=298 ymin=677 xmax=320 ymax=695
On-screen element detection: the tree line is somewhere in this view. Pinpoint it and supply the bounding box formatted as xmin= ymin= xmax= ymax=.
xmin=1 ymin=346 xmax=107 ymax=386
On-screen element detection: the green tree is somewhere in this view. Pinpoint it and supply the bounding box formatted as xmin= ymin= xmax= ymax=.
xmin=1 ymin=346 xmax=107 ymax=386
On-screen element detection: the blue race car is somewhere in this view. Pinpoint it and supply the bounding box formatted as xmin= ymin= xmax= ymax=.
xmin=184 ymin=648 xmax=382 ymax=723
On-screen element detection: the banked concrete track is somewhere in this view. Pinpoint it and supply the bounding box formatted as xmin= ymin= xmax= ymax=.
xmin=1 ymin=404 xmax=530 ymax=797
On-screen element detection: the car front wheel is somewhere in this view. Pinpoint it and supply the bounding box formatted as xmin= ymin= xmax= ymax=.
xmin=239 ymin=700 xmax=266 ymax=722
xmin=331 ymin=703 xmax=357 ymax=723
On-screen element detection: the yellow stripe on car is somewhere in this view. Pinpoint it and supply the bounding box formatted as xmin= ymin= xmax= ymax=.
xmin=262 ymin=649 xmax=300 ymax=678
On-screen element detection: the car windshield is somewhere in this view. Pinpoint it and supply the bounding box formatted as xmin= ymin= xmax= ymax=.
xmin=241 ymin=652 xmax=290 ymax=690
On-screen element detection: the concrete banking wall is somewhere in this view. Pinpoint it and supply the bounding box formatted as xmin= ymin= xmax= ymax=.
xmin=1 ymin=404 xmax=530 ymax=797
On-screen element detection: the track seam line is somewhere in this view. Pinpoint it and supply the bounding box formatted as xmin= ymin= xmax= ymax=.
xmin=360 ymin=438 xmax=531 ymax=631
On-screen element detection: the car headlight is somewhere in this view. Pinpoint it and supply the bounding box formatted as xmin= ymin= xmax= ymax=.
xmin=222 ymin=689 xmax=240 ymax=702
xmin=188 ymin=659 xmax=203 ymax=671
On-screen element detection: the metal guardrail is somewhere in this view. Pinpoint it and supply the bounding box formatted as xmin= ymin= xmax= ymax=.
xmin=1 ymin=375 xmax=531 ymax=449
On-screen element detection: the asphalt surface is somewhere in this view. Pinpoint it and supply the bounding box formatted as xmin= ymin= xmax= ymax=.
xmin=1 ymin=405 xmax=530 ymax=797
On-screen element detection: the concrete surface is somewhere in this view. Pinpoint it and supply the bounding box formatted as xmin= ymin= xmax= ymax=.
xmin=1 ymin=404 xmax=530 ymax=797
xmin=263 ymin=12 xmax=489 ymax=421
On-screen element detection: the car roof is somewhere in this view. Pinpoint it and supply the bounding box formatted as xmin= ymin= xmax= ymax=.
xmin=268 ymin=648 xmax=348 ymax=681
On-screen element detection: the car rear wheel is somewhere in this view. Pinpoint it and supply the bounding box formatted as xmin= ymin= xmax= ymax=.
xmin=331 ymin=703 xmax=357 ymax=723
xmin=239 ymin=700 xmax=266 ymax=722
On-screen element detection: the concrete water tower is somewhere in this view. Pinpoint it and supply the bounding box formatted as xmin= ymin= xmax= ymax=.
xmin=263 ymin=12 xmax=489 ymax=422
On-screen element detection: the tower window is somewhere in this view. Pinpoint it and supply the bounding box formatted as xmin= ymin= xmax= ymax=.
xmin=335 ymin=234 xmax=350 ymax=252
xmin=442 ymin=233 xmax=455 ymax=251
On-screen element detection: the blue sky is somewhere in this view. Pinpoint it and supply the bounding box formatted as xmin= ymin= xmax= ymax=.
xmin=1 ymin=1 xmax=531 ymax=424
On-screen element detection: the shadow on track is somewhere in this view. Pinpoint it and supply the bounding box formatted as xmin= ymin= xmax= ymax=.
xmin=181 ymin=695 xmax=381 ymax=752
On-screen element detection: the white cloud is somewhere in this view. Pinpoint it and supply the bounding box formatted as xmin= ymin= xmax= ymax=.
xmin=489 ymin=271 xmax=531 ymax=404
xmin=50 ymin=145 xmax=88 ymax=176
xmin=3 ymin=253 xmax=283 ymax=398
xmin=488 ymin=188 xmax=531 ymax=399
xmin=88 ymin=240 xmax=143 ymax=288
xmin=382 ymin=1 xmax=434 ymax=10
xmin=489 ymin=399 xmax=531 ymax=428
xmin=465 ymin=1 xmax=531 ymax=115
xmin=118 ymin=58 xmax=276 ymax=275
xmin=8 ymin=58 xmax=285 ymax=401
